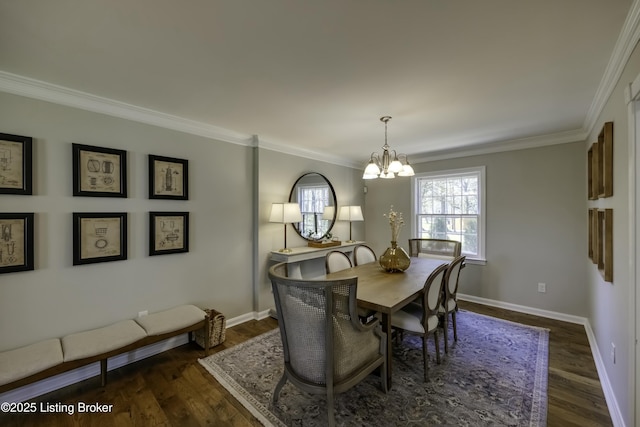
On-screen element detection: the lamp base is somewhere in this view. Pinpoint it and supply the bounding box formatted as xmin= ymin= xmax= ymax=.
xmin=345 ymin=239 xmax=356 ymax=243
xmin=278 ymin=248 xmax=293 ymax=253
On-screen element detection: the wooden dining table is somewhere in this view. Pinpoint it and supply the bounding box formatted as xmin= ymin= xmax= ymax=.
xmin=326 ymin=256 xmax=449 ymax=388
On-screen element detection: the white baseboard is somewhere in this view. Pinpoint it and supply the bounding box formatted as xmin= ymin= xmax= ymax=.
xmin=459 ymin=294 xmax=625 ymax=426
xmin=458 ymin=294 xmax=588 ymax=325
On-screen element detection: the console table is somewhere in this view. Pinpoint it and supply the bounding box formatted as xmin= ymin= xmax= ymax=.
xmin=270 ymin=241 xmax=365 ymax=278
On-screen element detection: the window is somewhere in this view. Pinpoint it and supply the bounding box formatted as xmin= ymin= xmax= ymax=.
xmin=412 ymin=166 xmax=486 ymax=262
xmin=297 ymin=185 xmax=331 ymax=239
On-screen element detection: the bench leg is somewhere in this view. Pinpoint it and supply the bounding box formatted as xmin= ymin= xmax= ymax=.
xmin=100 ymin=359 xmax=107 ymax=386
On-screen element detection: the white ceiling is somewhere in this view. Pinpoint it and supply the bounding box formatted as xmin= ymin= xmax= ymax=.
xmin=0 ymin=0 xmax=634 ymax=168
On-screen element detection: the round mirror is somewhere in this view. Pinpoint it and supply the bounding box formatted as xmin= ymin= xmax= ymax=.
xmin=289 ymin=172 xmax=337 ymax=241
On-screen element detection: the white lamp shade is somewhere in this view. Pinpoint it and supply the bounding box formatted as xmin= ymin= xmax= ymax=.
xmin=363 ymin=161 xmax=380 ymax=178
xmin=338 ymin=205 xmax=364 ymax=221
xmin=388 ymin=159 xmax=403 ymax=173
xmin=322 ymin=206 xmax=335 ymax=220
xmin=398 ymin=163 xmax=415 ymax=177
xmin=269 ymin=203 xmax=302 ymax=223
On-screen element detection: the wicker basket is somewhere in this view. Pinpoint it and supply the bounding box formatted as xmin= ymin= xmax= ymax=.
xmin=195 ymin=309 xmax=226 ymax=348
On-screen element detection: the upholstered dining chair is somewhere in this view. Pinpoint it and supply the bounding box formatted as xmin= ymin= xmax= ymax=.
xmin=439 ymin=255 xmax=466 ymax=353
xmin=390 ymin=262 xmax=448 ymax=381
xmin=408 ymin=238 xmax=461 ymax=259
xmin=268 ymin=262 xmax=388 ymax=427
xmin=353 ymin=244 xmax=377 ymax=266
xmin=325 ymin=250 xmax=352 ymax=273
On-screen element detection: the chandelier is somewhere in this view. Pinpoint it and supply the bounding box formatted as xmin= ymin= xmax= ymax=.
xmin=363 ymin=116 xmax=415 ymax=179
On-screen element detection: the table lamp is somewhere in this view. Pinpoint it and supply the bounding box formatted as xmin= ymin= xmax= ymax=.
xmin=269 ymin=203 xmax=302 ymax=252
xmin=338 ymin=205 xmax=364 ymax=243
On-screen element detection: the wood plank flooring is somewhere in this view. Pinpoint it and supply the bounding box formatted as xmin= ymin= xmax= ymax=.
xmin=0 ymin=303 xmax=612 ymax=426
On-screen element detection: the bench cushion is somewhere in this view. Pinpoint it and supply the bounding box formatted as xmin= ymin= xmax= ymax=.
xmin=135 ymin=305 xmax=205 ymax=336
xmin=62 ymin=320 xmax=147 ymax=362
xmin=0 ymin=339 xmax=63 ymax=386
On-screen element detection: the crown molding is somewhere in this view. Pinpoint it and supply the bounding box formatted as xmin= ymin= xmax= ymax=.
xmin=584 ymin=0 xmax=640 ymax=136
xmin=410 ymin=128 xmax=588 ymax=164
xmin=0 ymin=71 xmax=253 ymax=146
xmin=256 ymin=137 xmax=361 ymax=169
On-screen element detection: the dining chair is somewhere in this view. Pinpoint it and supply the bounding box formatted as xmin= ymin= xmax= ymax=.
xmin=390 ymin=262 xmax=448 ymax=381
xmin=269 ymin=262 xmax=388 ymax=427
xmin=439 ymin=255 xmax=466 ymax=353
xmin=325 ymin=250 xmax=352 ymax=273
xmin=353 ymin=244 xmax=377 ymax=266
xmin=326 ymin=249 xmax=377 ymax=322
xmin=408 ymin=238 xmax=461 ymax=259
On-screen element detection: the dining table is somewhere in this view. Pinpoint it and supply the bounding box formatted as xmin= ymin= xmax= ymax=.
xmin=325 ymin=256 xmax=450 ymax=388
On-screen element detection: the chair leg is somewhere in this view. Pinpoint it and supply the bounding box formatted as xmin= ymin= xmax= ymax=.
xmin=271 ymin=373 xmax=287 ymax=404
xmin=422 ymin=335 xmax=428 ymax=382
xmin=433 ymin=330 xmax=441 ymax=364
xmin=443 ymin=315 xmax=449 ymax=354
xmin=452 ymin=310 xmax=458 ymax=342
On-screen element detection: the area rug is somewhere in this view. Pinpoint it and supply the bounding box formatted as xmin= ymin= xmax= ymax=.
xmin=199 ymin=310 xmax=548 ymax=426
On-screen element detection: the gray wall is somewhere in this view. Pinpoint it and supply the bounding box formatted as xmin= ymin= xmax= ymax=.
xmin=585 ymin=39 xmax=640 ymax=426
xmin=364 ymin=141 xmax=588 ymax=316
xmin=0 ymin=92 xmax=255 ymax=351
xmin=256 ymin=148 xmax=364 ymax=312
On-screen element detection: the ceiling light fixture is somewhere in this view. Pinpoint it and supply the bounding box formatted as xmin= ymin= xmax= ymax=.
xmin=363 ymin=116 xmax=414 ymax=179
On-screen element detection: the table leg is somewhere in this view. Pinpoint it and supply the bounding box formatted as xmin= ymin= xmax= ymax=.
xmin=381 ymin=312 xmax=393 ymax=389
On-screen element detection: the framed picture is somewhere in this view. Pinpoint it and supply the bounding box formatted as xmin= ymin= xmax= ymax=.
xmin=149 ymin=212 xmax=189 ymax=256
xmin=587 ymin=142 xmax=598 ymax=200
xmin=73 ymin=212 xmax=127 ymax=265
xmin=73 ymin=143 xmax=127 ymax=197
xmin=148 ymin=155 xmax=188 ymax=200
xmin=597 ymin=209 xmax=613 ymax=282
xmin=598 ymin=122 xmax=613 ymax=198
xmin=0 ymin=133 xmax=33 ymax=195
xmin=0 ymin=213 xmax=34 ymax=274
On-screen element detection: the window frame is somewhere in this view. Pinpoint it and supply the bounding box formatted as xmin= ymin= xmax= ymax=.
xmin=411 ymin=166 xmax=486 ymax=264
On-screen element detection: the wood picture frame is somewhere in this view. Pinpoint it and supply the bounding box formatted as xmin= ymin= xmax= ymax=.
xmin=596 ymin=209 xmax=613 ymax=282
xmin=0 ymin=133 xmax=33 ymax=195
xmin=73 ymin=212 xmax=127 ymax=265
xmin=148 ymin=155 xmax=188 ymax=200
xmin=73 ymin=143 xmax=127 ymax=197
xmin=588 ymin=209 xmax=595 ymax=260
xmin=0 ymin=212 xmax=34 ymax=274
xmin=587 ymin=143 xmax=598 ymax=200
xmin=598 ymin=122 xmax=613 ymax=198
xmin=149 ymin=212 xmax=189 ymax=256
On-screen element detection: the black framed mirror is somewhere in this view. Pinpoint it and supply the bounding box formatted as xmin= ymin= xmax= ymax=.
xmin=288 ymin=172 xmax=337 ymax=241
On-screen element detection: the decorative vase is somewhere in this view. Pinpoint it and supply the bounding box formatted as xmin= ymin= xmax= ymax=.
xmin=379 ymin=241 xmax=411 ymax=272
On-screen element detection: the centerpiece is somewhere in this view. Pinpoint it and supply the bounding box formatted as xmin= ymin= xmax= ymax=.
xmin=379 ymin=206 xmax=411 ymax=272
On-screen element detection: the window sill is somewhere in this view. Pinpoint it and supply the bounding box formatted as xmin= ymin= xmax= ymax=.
xmin=464 ymin=258 xmax=487 ymax=266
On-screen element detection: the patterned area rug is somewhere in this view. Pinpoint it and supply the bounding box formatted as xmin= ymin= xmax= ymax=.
xmin=199 ymin=310 xmax=548 ymax=426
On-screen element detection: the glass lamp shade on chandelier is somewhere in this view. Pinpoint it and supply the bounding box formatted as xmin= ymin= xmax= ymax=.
xmin=363 ymin=116 xmax=415 ymax=179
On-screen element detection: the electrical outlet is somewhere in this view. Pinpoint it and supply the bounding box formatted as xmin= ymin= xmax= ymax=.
xmin=138 ymin=310 xmax=148 ymax=318
xmin=611 ymin=343 xmax=616 ymax=364
xmin=537 ymin=282 xmax=546 ymax=293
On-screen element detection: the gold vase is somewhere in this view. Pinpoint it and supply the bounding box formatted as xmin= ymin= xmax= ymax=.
xmin=379 ymin=241 xmax=411 ymax=272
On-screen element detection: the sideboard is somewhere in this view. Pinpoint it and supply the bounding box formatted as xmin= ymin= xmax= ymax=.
xmin=270 ymin=241 xmax=365 ymax=278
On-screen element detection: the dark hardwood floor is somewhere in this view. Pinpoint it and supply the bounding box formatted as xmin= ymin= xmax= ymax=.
xmin=0 ymin=302 xmax=612 ymax=426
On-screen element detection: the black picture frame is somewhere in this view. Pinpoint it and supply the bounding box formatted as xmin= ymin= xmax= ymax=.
xmin=0 ymin=212 xmax=34 ymax=274
xmin=149 ymin=212 xmax=189 ymax=256
xmin=73 ymin=143 xmax=127 ymax=197
xmin=148 ymin=155 xmax=188 ymax=200
xmin=73 ymin=212 xmax=127 ymax=265
xmin=0 ymin=133 xmax=33 ymax=195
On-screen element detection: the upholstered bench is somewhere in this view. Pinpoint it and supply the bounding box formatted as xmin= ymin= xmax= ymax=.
xmin=0 ymin=339 xmax=63 ymax=389
xmin=0 ymin=305 xmax=210 ymax=394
